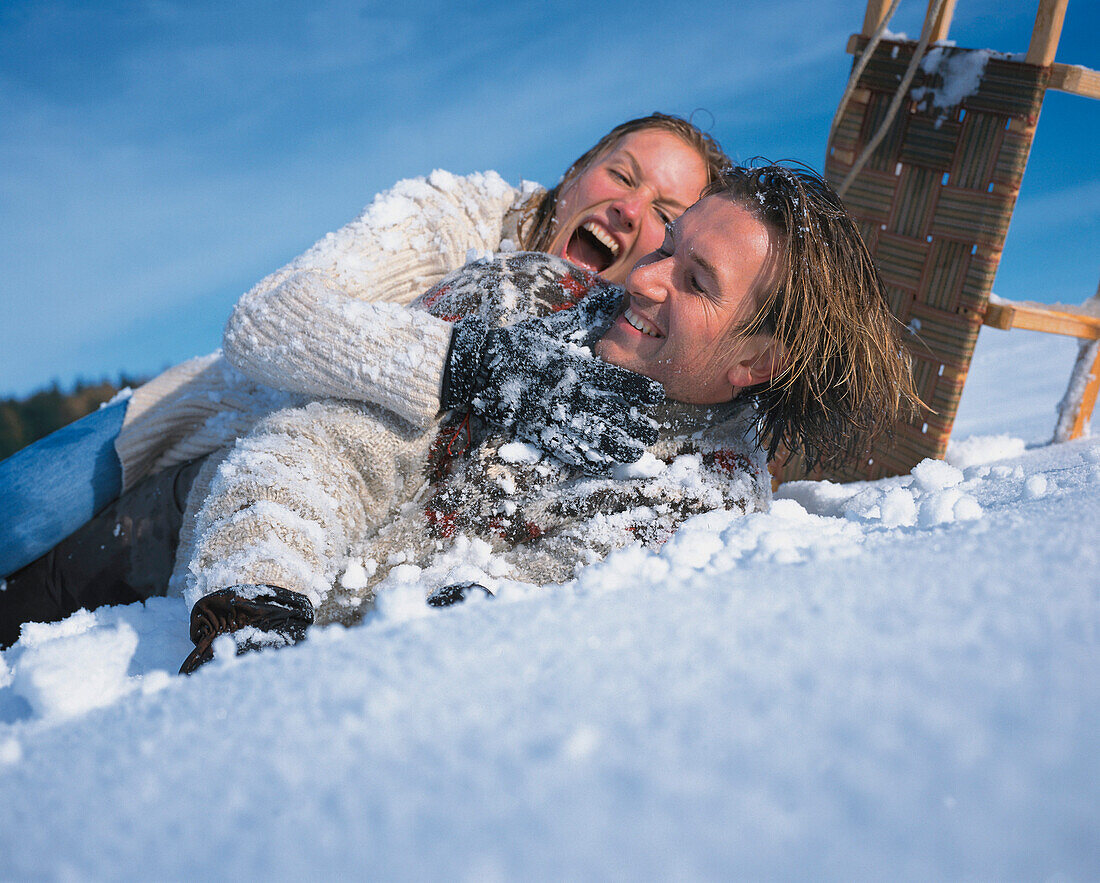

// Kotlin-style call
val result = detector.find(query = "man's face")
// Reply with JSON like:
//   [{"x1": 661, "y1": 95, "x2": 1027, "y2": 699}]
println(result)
[
  {"x1": 594, "y1": 195, "x2": 781, "y2": 405},
  {"x1": 548, "y1": 129, "x2": 709, "y2": 285}
]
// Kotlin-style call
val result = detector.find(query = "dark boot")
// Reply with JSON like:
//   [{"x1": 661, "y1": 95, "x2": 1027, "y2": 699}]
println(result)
[
  {"x1": 0, "y1": 457, "x2": 205, "y2": 649},
  {"x1": 179, "y1": 585, "x2": 314, "y2": 675}
]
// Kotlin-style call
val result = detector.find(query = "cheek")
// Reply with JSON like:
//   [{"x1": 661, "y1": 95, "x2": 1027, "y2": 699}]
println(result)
[
  {"x1": 556, "y1": 177, "x2": 590, "y2": 217},
  {"x1": 667, "y1": 318, "x2": 723, "y2": 373},
  {"x1": 690, "y1": 334, "x2": 739, "y2": 387},
  {"x1": 559, "y1": 172, "x2": 615, "y2": 222},
  {"x1": 551, "y1": 190, "x2": 573, "y2": 228}
]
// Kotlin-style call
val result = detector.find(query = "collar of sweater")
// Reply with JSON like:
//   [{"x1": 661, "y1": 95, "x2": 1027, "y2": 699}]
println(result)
[{"x1": 650, "y1": 396, "x2": 754, "y2": 436}]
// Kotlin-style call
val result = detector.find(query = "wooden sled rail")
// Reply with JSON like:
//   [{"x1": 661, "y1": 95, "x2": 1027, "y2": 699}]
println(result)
[
  {"x1": 983, "y1": 301, "x2": 1100, "y2": 340},
  {"x1": 1047, "y1": 64, "x2": 1100, "y2": 100}
]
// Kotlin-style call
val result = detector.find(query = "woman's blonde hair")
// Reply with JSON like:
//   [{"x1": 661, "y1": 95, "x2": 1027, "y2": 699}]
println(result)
[
  {"x1": 518, "y1": 113, "x2": 730, "y2": 252},
  {"x1": 709, "y1": 162, "x2": 922, "y2": 472}
]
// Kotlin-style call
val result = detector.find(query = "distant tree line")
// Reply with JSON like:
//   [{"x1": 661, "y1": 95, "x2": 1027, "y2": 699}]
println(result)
[{"x1": 0, "y1": 376, "x2": 148, "y2": 460}]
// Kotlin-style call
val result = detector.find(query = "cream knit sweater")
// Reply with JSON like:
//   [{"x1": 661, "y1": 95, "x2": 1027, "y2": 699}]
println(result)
[
  {"x1": 173, "y1": 254, "x2": 771, "y2": 620},
  {"x1": 115, "y1": 170, "x2": 534, "y2": 492}
]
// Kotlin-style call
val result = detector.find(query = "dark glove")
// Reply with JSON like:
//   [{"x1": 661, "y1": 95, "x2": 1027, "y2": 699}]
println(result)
[
  {"x1": 179, "y1": 585, "x2": 314, "y2": 674},
  {"x1": 426, "y1": 582, "x2": 494, "y2": 607},
  {"x1": 441, "y1": 313, "x2": 665, "y2": 471}
]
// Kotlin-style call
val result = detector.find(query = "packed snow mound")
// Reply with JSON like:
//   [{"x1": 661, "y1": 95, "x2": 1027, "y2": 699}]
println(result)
[
  {"x1": 778, "y1": 454, "x2": 986, "y2": 529},
  {"x1": 946, "y1": 432, "x2": 1027, "y2": 468},
  {"x1": 0, "y1": 329, "x2": 1097, "y2": 879},
  {"x1": 12, "y1": 615, "x2": 139, "y2": 721}
]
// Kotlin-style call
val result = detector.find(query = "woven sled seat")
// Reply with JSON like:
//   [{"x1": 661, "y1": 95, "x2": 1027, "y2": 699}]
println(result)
[{"x1": 774, "y1": 0, "x2": 1099, "y2": 484}]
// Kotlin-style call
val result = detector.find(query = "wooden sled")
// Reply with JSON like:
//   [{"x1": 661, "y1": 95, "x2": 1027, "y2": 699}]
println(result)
[{"x1": 775, "y1": 0, "x2": 1100, "y2": 484}]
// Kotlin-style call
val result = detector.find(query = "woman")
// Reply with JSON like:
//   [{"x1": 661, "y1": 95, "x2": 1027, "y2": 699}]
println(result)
[
  {"x1": 117, "y1": 114, "x2": 723, "y2": 488},
  {"x1": 0, "y1": 114, "x2": 728, "y2": 642}
]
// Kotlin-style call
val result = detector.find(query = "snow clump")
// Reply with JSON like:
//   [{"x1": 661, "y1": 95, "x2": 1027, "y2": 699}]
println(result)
[
  {"x1": 911, "y1": 47, "x2": 993, "y2": 111},
  {"x1": 910, "y1": 458, "x2": 964, "y2": 492},
  {"x1": 10, "y1": 613, "x2": 138, "y2": 720}
]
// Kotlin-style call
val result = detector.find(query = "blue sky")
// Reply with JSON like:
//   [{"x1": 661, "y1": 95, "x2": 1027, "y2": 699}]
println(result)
[{"x1": 1, "y1": 0, "x2": 1097, "y2": 396}]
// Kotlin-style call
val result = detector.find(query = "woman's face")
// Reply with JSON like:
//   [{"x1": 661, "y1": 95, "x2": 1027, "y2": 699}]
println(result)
[{"x1": 548, "y1": 129, "x2": 709, "y2": 285}]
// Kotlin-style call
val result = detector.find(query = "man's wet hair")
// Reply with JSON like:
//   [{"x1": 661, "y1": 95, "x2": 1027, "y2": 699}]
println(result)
[
  {"x1": 519, "y1": 113, "x2": 730, "y2": 253},
  {"x1": 709, "y1": 162, "x2": 922, "y2": 472}
]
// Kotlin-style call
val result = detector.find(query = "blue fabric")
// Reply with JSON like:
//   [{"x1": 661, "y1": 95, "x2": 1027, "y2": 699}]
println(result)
[{"x1": 0, "y1": 399, "x2": 127, "y2": 576}]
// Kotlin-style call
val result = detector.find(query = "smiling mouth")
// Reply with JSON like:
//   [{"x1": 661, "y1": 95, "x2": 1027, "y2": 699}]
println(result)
[
  {"x1": 623, "y1": 307, "x2": 663, "y2": 338},
  {"x1": 564, "y1": 221, "x2": 620, "y2": 274}
]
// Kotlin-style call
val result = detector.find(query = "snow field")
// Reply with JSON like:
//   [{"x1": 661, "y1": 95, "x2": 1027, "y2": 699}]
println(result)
[{"x1": 0, "y1": 328, "x2": 1096, "y2": 879}]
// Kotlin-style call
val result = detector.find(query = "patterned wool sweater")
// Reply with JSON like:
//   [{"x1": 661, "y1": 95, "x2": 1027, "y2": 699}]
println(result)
[
  {"x1": 115, "y1": 170, "x2": 537, "y2": 492},
  {"x1": 174, "y1": 254, "x2": 771, "y2": 622}
]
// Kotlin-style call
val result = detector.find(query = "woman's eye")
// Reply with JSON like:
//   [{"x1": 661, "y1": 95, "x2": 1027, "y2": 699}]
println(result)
[
  {"x1": 610, "y1": 168, "x2": 630, "y2": 185},
  {"x1": 655, "y1": 207, "x2": 672, "y2": 225},
  {"x1": 690, "y1": 274, "x2": 705, "y2": 294}
]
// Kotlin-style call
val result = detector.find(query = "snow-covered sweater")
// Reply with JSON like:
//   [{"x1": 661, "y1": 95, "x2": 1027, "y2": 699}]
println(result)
[
  {"x1": 115, "y1": 170, "x2": 538, "y2": 492},
  {"x1": 175, "y1": 254, "x2": 771, "y2": 621}
]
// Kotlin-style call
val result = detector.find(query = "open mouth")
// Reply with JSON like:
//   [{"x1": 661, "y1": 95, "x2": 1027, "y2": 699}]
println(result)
[{"x1": 564, "y1": 221, "x2": 620, "y2": 274}]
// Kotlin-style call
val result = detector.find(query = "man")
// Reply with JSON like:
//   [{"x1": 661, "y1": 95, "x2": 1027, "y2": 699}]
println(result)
[{"x1": 177, "y1": 164, "x2": 920, "y2": 672}]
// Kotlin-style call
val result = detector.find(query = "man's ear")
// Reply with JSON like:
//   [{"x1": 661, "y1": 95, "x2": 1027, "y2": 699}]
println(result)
[{"x1": 726, "y1": 335, "x2": 787, "y2": 392}]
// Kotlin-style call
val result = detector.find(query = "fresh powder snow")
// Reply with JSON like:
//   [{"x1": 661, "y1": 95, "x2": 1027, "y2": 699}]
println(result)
[{"x1": 0, "y1": 327, "x2": 1097, "y2": 879}]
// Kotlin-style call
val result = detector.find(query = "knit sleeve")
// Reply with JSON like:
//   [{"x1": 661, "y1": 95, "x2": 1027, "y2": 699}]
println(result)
[
  {"x1": 179, "y1": 398, "x2": 437, "y2": 611},
  {"x1": 224, "y1": 271, "x2": 454, "y2": 428},
  {"x1": 222, "y1": 171, "x2": 529, "y2": 412}
]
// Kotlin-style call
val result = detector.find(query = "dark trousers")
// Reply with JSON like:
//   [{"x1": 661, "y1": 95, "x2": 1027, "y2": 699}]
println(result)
[{"x1": 0, "y1": 458, "x2": 204, "y2": 648}]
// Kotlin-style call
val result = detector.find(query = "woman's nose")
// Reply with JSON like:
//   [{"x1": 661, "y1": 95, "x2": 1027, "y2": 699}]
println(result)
[{"x1": 610, "y1": 194, "x2": 645, "y2": 230}]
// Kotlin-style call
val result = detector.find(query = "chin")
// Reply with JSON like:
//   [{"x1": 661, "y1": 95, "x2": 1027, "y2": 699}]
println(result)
[{"x1": 593, "y1": 333, "x2": 639, "y2": 374}]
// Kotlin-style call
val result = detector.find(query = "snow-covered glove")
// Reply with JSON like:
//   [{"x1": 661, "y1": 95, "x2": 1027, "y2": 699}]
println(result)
[{"x1": 441, "y1": 312, "x2": 665, "y2": 471}]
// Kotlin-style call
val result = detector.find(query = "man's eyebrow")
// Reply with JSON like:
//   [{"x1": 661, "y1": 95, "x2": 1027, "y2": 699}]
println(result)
[{"x1": 621, "y1": 150, "x2": 691, "y2": 214}]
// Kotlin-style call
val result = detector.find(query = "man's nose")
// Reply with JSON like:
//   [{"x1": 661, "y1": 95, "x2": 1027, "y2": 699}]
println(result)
[{"x1": 628, "y1": 256, "x2": 670, "y2": 303}]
